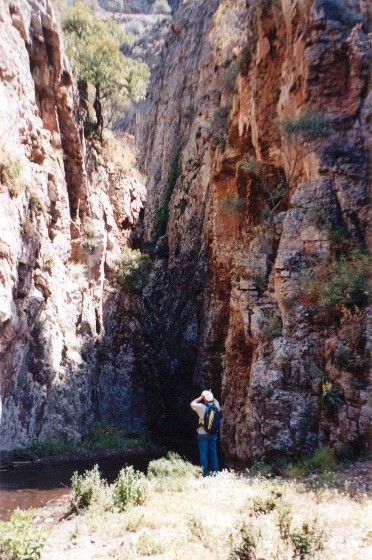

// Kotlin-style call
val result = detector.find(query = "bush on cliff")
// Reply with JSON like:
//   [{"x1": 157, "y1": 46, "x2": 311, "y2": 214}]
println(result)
[
  {"x1": 116, "y1": 247, "x2": 152, "y2": 293},
  {"x1": 278, "y1": 109, "x2": 331, "y2": 141},
  {"x1": 153, "y1": 147, "x2": 181, "y2": 241},
  {"x1": 152, "y1": 0, "x2": 172, "y2": 14},
  {"x1": 0, "y1": 145, "x2": 24, "y2": 197},
  {"x1": 304, "y1": 249, "x2": 370, "y2": 318}
]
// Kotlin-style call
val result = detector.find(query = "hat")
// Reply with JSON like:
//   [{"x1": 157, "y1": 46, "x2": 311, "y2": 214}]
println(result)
[{"x1": 202, "y1": 390, "x2": 214, "y2": 402}]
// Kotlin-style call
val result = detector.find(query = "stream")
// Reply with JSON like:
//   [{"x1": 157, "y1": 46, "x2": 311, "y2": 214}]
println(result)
[
  {"x1": 0, "y1": 439, "x2": 199, "y2": 520},
  {"x1": 0, "y1": 452, "x2": 161, "y2": 521}
]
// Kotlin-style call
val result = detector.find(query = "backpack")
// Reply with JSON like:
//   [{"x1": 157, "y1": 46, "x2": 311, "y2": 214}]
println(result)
[{"x1": 203, "y1": 403, "x2": 220, "y2": 434}]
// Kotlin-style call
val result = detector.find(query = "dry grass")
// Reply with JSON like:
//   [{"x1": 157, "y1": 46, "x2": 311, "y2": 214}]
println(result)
[{"x1": 38, "y1": 466, "x2": 371, "y2": 560}]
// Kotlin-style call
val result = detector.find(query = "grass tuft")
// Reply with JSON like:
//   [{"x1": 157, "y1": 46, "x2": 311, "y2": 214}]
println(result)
[{"x1": 286, "y1": 446, "x2": 338, "y2": 478}]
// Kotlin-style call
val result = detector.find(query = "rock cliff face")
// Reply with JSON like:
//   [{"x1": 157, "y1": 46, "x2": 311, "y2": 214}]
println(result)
[
  {"x1": 0, "y1": 0, "x2": 146, "y2": 449},
  {"x1": 0, "y1": 0, "x2": 370, "y2": 465},
  {"x1": 139, "y1": 0, "x2": 371, "y2": 463}
]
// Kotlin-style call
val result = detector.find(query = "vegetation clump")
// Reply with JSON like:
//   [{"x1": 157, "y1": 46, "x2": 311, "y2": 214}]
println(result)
[
  {"x1": 261, "y1": 315, "x2": 282, "y2": 342},
  {"x1": 229, "y1": 525, "x2": 257, "y2": 560},
  {"x1": 8, "y1": 464, "x2": 370, "y2": 558},
  {"x1": 153, "y1": 148, "x2": 180, "y2": 240},
  {"x1": 240, "y1": 154, "x2": 263, "y2": 176},
  {"x1": 303, "y1": 249, "x2": 370, "y2": 318},
  {"x1": 71, "y1": 464, "x2": 107, "y2": 512},
  {"x1": 278, "y1": 109, "x2": 331, "y2": 141},
  {"x1": 252, "y1": 495, "x2": 277, "y2": 514},
  {"x1": 147, "y1": 452, "x2": 201, "y2": 492},
  {"x1": 309, "y1": 365, "x2": 344, "y2": 413},
  {"x1": 286, "y1": 446, "x2": 338, "y2": 478},
  {"x1": 321, "y1": 380, "x2": 344, "y2": 412},
  {"x1": 83, "y1": 221, "x2": 100, "y2": 252},
  {"x1": 112, "y1": 466, "x2": 148, "y2": 511},
  {"x1": 116, "y1": 247, "x2": 152, "y2": 293},
  {"x1": 0, "y1": 510, "x2": 47, "y2": 560},
  {"x1": 221, "y1": 197, "x2": 245, "y2": 213},
  {"x1": 289, "y1": 520, "x2": 325, "y2": 559},
  {"x1": 151, "y1": 0, "x2": 172, "y2": 14},
  {"x1": 0, "y1": 146, "x2": 24, "y2": 197},
  {"x1": 147, "y1": 452, "x2": 201, "y2": 480},
  {"x1": 13, "y1": 422, "x2": 149, "y2": 460},
  {"x1": 62, "y1": 3, "x2": 149, "y2": 139}
]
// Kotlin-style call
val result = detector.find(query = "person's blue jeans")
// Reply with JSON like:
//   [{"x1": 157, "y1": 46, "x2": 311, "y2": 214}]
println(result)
[{"x1": 197, "y1": 433, "x2": 218, "y2": 477}]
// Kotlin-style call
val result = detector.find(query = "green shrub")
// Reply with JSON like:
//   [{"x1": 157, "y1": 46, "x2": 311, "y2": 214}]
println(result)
[
  {"x1": 290, "y1": 519, "x2": 325, "y2": 558},
  {"x1": 124, "y1": 19, "x2": 144, "y2": 36},
  {"x1": 252, "y1": 495, "x2": 276, "y2": 514},
  {"x1": 261, "y1": 315, "x2": 282, "y2": 342},
  {"x1": 334, "y1": 346, "x2": 368, "y2": 373},
  {"x1": 13, "y1": 438, "x2": 76, "y2": 460},
  {"x1": 318, "y1": 251, "x2": 370, "y2": 314},
  {"x1": 70, "y1": 464, "x2": 107, "y2": 511},
  {"x1": 153, "y1": 147, "x2": 180, "y2": 240},
  {"x1": 28, "y1": 192, "x2": 47, "y2": 216},
  {"x1": 249, "y1": 462, "x2": 273, "y2": 476},
  {"x1": 238, "y1": 44, "x2": 252, "y2": 75},
  {"x1": 210, "y1": 135, "x2": 226, "y2": 150},
  {"x1": 152, "y1": 0, "x2": 172, "y2": 14},
  {"x1": 147, "y1": 452, "x2": 200, "y2": 479},
  {"x1": 229, "y1": 525, "x2": 257, "y2": 560},
  {"x1": 0, "y1": 510, "x2": 47, "y2": 560},
  {"x1": 221, "y1": 197, "x2": 245, "y2": 213},
  {"x1": 240, "y1": 154, "x2": 263, "y2": 176},
  {"x1": 321, "y1": 381, "x2": 344, "y2": 411},
  {"x1": 20, "y1": 220, "x2": 35, "y2": 240},
  {"x1": 0, "y1": 147, "x2": 23, "y2": 197},
  {"x1": 252, "y1": 272, "x2": 267, "y2": 295},
  {"x1": 83, "y1": 221, "x2": 100, "y2": 253},
  {"x1": 262, "y1": 385, "x2": 274, "y2": 398},
  {"x1": 136, "y1": 530, "x2": 167, "y2": 555},
  {"x1": 112, "y1": 466, "x2": 148, "y2": 511},
  {"x1": 13, "y1": 423, "x2": 149, "y2": 460},
  {"x1": 154, "y1": 204, "x2": 169, "y2": 239},
  {"x1": 277, "y1": 500, "x2": 292, "y2": 541},
  {"x1": 329, "y1": 228, "x2": 355, "y2": 257},
  {"x1": 116, "y1": 247, "x2": 151, "y2": 293},
  {"x1": 214, "y1": 106, "x2": 229, "y2": 128},
  {"x1": 286, "y1": 446, "x2": 337, "y2": 477},
  {"x1": 277, "y1": 109, "x2": 331, "y2": 140},
  {"x1": 84, "y1": 422, "x2": 128, "y2": 450},
  {"x1": 222, "y1": 64, "x2": 239, "y2": 93},
  {"x1": 309, "y1": 363, "x2": 326, "y2": 380}
]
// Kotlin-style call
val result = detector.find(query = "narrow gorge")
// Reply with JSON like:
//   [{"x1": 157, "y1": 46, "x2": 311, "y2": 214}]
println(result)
[{"x1": 0, "y1": 0, "x2": 370, "y2": 471}]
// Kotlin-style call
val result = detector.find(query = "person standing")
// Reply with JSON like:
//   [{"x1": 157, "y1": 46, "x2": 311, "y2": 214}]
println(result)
[{"x1": 190, "y1": 390, "x2": 220, "y2": 477}]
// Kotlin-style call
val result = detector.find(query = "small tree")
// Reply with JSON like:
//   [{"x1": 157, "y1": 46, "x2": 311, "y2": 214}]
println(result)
[{"x1": 63, "y1": 3, "x2": 150, "y2": 139}]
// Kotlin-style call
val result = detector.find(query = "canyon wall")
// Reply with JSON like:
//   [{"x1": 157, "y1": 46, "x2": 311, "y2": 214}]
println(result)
[
  {"x1": 139, "y1": 0, "x2": 371, "y2": 463},
  {"x1": 0, "y1": 0, "x2": 370, "y2": 464},
  {"x1": 0, "y1": 0, "x2": 146, "y2": 449}
]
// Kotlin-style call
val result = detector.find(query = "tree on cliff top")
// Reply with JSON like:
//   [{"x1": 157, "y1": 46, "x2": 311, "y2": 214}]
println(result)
[{"x1": 62, "y1": 3, "x2": 150, "y2": 140}]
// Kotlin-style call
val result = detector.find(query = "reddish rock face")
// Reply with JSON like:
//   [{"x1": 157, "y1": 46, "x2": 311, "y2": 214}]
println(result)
[
  {"x1": 139, "y1": 0, "x2": 370, "y2": 463},
  {"x1": 0, "y1": 0, "x2": 370, "y2": 463}
]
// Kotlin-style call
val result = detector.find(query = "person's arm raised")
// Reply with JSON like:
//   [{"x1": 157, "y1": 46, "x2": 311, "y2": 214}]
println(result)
[{"x1": 190, "y1": 395, "x2": 204, "y2": 408}]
